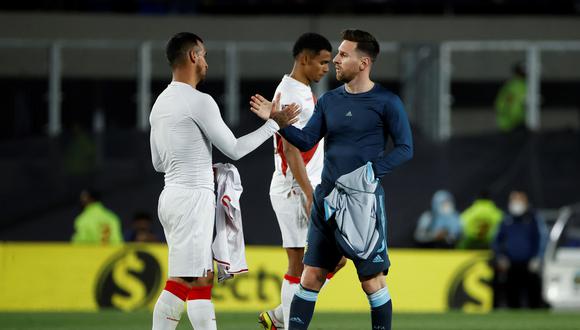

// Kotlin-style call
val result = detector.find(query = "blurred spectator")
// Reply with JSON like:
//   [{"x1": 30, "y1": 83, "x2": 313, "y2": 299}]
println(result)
[
  {"x1": 494, "y1": 62, "x2": 527, "y2": 133},
  {"x1": 63, "y1": 123, "x2": 96, "y2": 176},
  {"x1": 124, "y1": 211, "x2": 160, "y2": 242},
  {"x1": 457, "y1": 191, "x2": 503, "y2": 249},
  {"x1": 71, "y1": 189, "x2": 123, "y2": 244},
  {"x1": 492, "y1": 190, "x2": 548, "y2": 308},
  {"x1": 414, "y1": 190, "x2": 462, "y2": 248}
]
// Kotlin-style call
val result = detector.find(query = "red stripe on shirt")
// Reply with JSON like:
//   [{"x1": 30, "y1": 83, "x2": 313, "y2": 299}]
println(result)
[{"x1": 276, "y1": 92, "x2": 319, "y2": 176}]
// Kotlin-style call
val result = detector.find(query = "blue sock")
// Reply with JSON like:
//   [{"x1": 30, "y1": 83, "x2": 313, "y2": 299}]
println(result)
[
  {"x1": 288, "y1": 285, "x2": 319, "y2": 330},
  {"x1": 367, "y1": 286, "x2": 392, "y2": 330}
]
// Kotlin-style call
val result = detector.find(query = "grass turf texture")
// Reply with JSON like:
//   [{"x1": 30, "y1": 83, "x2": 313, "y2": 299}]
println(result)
[{"x1": 1, "y1": 311, "x2": 579, "y2": 330}]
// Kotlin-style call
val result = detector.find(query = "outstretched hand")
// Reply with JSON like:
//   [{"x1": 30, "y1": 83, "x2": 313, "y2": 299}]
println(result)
[
  {"x1": 250, "y1": 94, "x2": 273, "y2": 121},
  {"x1": 250, "y1": 93, "x2": 301, "y2": 129}
]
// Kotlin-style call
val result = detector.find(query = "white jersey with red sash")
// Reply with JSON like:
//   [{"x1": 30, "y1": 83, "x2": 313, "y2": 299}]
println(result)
[{"x1": 270, "y1": 75, "x2": 324, "y2": 196}]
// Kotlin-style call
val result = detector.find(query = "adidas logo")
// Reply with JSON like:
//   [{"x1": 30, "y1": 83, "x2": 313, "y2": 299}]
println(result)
[
  {"x1": 289, "y1": 317, "x2": 305, "y2": 324},
  {"x1": 372, "y1": 254, "x2": 384, "y2": 263},
  {"x1": 345, "y1": 111, "x2": 352, "y2": 117}
]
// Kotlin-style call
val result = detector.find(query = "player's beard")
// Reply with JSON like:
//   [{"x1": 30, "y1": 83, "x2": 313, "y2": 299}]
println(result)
[
  {"x1": 197, "y1": 64, "x2": 207, "y2": 83},
  {"x1": 336, "y1": 69, "x2": 354, "y2": 83}
]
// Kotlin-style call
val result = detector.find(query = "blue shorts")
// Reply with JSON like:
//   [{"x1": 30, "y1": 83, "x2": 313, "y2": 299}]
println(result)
[{"x1": 303, "y1": 184, "x2": 390, "y2": 278}]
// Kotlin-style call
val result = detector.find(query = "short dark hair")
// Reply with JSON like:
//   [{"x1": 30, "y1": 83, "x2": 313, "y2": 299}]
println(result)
[
  {"x1": 166, "y1": 32, "x2": 203, "y2": 68},
  {"x1": 340, "y1": 29, "x2": 379, "y2": 62},
  {"x1": 133, "y1": 212, "x2": 152, "y2": 222},
  {"x1": 512, "y1": 61, "x2": 526, "y2": 77},
  {"x1": 81, "y1": 188, "x2": 101, "y2": 201},
  {"x1": 478, "y1": 189, "x2": 491, "y2": 200},
  {"x1": 292, "y1": 33, "x2": 332, "y2": 58}
]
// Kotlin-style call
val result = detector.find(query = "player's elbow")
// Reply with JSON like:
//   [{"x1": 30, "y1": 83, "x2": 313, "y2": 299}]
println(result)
[
  {"x1": 226, "y1": 152, "x2": 243, "y2": 161},
  {"x1": 225, "y1": 149, "x2": 244, "y2": 161},
  {"x1": 230, "y1": 154, "x2": 243, "y2": 161},
  {"x1": 282, "y1": 142, "x2": 300, "y2": 157},
  {"x1": 401, "y1": 143, "x2": 414, "y2": 162},
  {"x1": 218, "y1": 143, "x2": 245, "y2": 161}
]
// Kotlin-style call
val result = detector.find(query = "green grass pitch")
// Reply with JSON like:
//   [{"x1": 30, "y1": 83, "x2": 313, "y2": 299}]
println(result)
[{"x1": 1, "y1": 311, "x2": 579, "y2": 330}]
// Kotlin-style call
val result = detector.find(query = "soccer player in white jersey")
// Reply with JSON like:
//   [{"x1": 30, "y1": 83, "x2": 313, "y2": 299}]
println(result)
[
  {"x1": 149, "y1": 32, "x2": 300, "y2": 330},
  {"x1": 252, "y1": 33, "x2": 344, "y2": 330}
]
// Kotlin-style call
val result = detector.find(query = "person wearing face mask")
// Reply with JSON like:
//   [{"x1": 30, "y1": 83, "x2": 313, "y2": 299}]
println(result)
[
  {"x1": 414, "y1": 190, "x2": 462, "y2": 248},
  {"x1": 492, "y1": 190, "x2": 548, "y2": 308}
]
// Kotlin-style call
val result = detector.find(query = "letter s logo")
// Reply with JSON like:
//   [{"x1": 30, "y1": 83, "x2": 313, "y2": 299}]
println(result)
[
  {"x1": 461, "y1": 260, "x2": 493, "y2": 312},
  {"x1": 111, "y1": 251, "x2": 147, "y2": 311},
  {"x1": 96, "y1": 247, "x2": 161, "y2": 311},
  {"x1": 447, "y1": 256, "x2": 493, "y2": 313}
]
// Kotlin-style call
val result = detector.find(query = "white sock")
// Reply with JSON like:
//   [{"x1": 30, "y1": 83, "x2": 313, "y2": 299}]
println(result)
[
  {"x1": 187, "y1": 299, "x2": 217, "y2": 330},
  {"x1": 281, "y1": 278, "x2": 300, "y2": 327},
  {"x1": 273, "y1": 303, "x2": 284, "y2": 325},
  {"x1": 152, "y1": 290, "x2": 185, "y2": 330}
]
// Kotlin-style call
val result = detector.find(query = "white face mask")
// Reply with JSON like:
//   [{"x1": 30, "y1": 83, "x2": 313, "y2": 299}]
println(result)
[{"x1": 509, "y1": 201, "x2": 527, "y2": 216}]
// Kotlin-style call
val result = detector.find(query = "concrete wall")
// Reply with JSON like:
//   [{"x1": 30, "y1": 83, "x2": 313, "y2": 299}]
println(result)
[{"x1": 1, "y1": 13, "x2": 580, "y2": 80}]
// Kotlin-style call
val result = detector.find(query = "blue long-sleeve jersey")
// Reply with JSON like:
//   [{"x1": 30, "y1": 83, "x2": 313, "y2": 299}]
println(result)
[{"x1": 279, "y1": 84, "x2": 413, "y2": 191}]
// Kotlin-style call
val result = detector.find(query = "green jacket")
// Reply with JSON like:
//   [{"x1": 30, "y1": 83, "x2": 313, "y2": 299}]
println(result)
[
  {"x1": 71, "y1": 202, "x2": 123, "y2": 244},
  {"x1": 495, "y1": 77, "x2": 526, "y2": 132},
  {"x1": 459, "y1": 199, "x2": 503, "y2": 248}
]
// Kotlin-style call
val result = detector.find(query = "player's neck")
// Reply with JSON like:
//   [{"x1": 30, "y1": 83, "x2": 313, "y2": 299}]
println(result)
[
  {"x1": 289, "y1": 65, "x2": 310, "y2": 87},
  {"x1": 172, "y1": 70, "x2": 200, "y2": 89},
  {"x1": 345, "y1": 75, "x2": 374, "y2": 94}
]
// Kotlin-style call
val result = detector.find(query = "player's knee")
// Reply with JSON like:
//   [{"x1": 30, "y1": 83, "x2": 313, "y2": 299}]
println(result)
[
  {"x1": 193, "y1": 272, "x2": 214, "y2": 287},
  {"x1": 334, "y1": 256, "x2": 347, "y2": 273},
  {"x1": 301, "y1": 266, "x2": 327, "y2": 291},
  {"x1": 360, "y1": 273, "x2": 386, "y2": 294}
]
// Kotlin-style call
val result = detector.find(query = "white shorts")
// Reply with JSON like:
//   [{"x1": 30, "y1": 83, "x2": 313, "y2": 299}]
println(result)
[
  {"x1": 158, "y1": 186, "x2": 215, "y2": 278},
  {"x1": 270, "y1": 193, "x2": 309, "y2": 248}
]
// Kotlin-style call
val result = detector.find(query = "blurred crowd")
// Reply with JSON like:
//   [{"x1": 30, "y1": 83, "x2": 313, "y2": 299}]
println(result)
[
  {"x1": 413, "y1": 188, "x2": 548, "y2": 309},
  {"x1": 71, "y1": 188, "x2": 161, "y2": 244},
  {"x1": 71, "y1": 184, "x2": 550, "y2": 310},
  {"x1": 411, "y1": 61, "x2": 552, "y2": 309}
]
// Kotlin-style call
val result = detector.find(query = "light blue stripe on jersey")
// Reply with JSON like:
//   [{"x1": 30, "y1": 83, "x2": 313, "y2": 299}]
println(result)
[
  {"x1": 378, "y1": 195, "x2": 388, "y2": 252},
  {"x1": 295, "y1": 285, "x2": 319, "y2": 302},
  {"x1": 367, "y1": 286, "x2": 391, "y2": 308},
  {"x1": 366, "y1": 161, "x2": 380, "y2": 184},
  {"x1": 324, "y1": 200, "x2": 334, "y2": 221}
]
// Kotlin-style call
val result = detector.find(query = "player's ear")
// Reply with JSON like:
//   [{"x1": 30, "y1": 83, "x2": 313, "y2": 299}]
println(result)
[
  {"x1": 299, "y1": 52, "x2": 309, "y2": 66},
  {"x1": 188, "y1": 48, "x2": 196, "y2": 64},
  {"x1": 359, "y1": 57, "x2": 370, "y2": 71}
]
